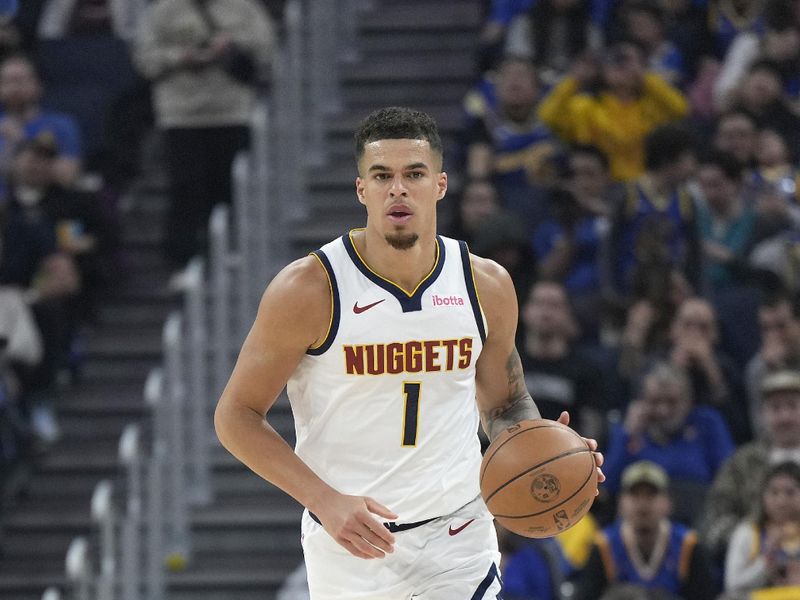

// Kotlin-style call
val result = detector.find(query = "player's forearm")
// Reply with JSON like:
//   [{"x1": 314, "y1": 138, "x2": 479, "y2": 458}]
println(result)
[
  {"x1": 214, "y1": 402, "x2": 336, "y2": 512},
  {"x1": 480, "y1": 348, "x2": 541, "y2": 440}
]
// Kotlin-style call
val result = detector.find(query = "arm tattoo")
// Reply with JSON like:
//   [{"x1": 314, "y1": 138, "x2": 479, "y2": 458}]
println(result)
[{"x1": 482, "y1": 347, "x2": 541, "y2": 441}]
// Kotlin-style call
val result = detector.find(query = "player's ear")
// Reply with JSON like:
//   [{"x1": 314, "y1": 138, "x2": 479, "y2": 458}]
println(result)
[
  {"x1": 356, "y1": 177, "x2": 366, "y2": 206},
  {"x1": 436, "y1": 171, "x2": 448, "y2": 202}
]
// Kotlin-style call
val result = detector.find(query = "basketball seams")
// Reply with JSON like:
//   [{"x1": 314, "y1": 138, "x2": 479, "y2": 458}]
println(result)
[
  {"x1": 483, "y1": 446, "x2": 592, "y2": 504},
  {"x1": 490, "y1": 456, "x2": 597, "y2": 519},
  {"x1": 479, "y1": 419, "x2": 597, "y2": 538},
  {"x1": 479, "y1": 422, "x2": 582, "y2": 482}
]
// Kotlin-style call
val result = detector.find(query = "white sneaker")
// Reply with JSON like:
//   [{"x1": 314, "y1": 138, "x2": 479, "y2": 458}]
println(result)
[{"x1": 31, "y1": 406, "x2": 61, "y2": 444}]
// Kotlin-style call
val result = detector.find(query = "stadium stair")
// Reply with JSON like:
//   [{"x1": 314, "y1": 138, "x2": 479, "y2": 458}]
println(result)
[{"x1": 0, "y1": 1, "x2": 481, "y2": 598}]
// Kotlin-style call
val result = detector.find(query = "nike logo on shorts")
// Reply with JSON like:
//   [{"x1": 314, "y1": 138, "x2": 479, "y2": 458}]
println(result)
[
  {"x1": 448, "y1": 519, "x2": 475, "y2": 536},
  {"x1": 353, "y1": 299, "x2": 385, "y2": 314}
]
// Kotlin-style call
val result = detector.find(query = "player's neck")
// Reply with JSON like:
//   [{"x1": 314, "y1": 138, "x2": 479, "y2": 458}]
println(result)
[{"x1": 354, "y1": 229, "x2": 439, "y2": 293}]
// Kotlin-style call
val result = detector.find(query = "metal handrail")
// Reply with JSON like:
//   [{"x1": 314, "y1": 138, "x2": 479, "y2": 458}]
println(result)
[
  {"x1": 183, "y1": 257, "x2": 213, "y2": 505},
  {"x1": 210, "y1": 204, "x2": 235, "y2": 401},
  {"x1": 143, "y1": 368, "x2": 166, "y2": 599},
  {"x1": 163, "y1": 312, "x2": 190, "y2": 566},
  {"x1": 41, "y1": 587, "x2": 62, "y2": 600},
  {"x1": 119, "y1": 424, "x2": 142, "y2": 600},
  {"x1": 65, "y1": 537, "x2": 92, "y2": 600},
  {"x1": 90, "y1": 480, "x2": 115, "y2": 600}
]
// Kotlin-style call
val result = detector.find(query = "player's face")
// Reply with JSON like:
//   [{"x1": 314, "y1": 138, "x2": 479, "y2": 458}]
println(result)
[{"x1": 356, "y1": 139, "x2": 447, "y2": 250}]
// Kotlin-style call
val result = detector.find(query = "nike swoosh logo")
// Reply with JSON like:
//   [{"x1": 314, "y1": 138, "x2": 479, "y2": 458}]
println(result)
[
  {"x1": 448, "y1": 519, "x2": 475, "y2": 536},
  {"x1": 353, "y1": 299, "x2": 385, "y2": 314}
]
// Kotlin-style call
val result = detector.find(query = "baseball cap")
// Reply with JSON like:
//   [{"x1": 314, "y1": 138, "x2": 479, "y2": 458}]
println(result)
[
  {"x1": 621, "y1": 460, "x2": 669, "y2": 493},
  {"x1": 761, "y1": 370, "x2": 800, "y2": 397}
]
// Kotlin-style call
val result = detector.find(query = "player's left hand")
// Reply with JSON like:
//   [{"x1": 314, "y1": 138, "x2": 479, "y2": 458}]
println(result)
[{"x1": 557, "y1": 411, "x2": 605, "y2": 493}]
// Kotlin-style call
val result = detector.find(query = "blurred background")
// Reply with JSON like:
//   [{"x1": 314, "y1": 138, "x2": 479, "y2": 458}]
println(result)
[{"x1": 2, "y1": 0, "x2": 800, "y2": 599}]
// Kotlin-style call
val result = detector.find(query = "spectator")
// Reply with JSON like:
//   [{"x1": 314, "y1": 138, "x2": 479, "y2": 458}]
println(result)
[
  {"x1": 462, "y1": 55, "x2": 560, "y2": 232},
  {"x1": 519, "y1": 281, "x2": 607, "y2": 441},
  {"x1": 0, "y1": 286, "x2": 42, "y2": 468},
  {"x1": 504, "y1": 0, "x2": 593, "y2": 84},
  {"x1": 474, "y1": 0, "x2": 535, "y2": 73},
  {"x1": 472, "y1": 210, "x2": 537, "y2": 313},
  {"x1": 730, "y1": 60, "x2": 800, "y2": 159},
  {"x1": 701, "y1": 370, "x2": 800, "y2": 562},
  {"x1": 9, "y1": 135, "x2": 118, "y2": 320},
  {"x1": 573, "y1": 460, "x2": 719, "y2": 600},
  {"x1": 0, "y1": 53, "x2": 82, "y2": 187},
  {"x1": 497, "y1": 522, "x2": 567, "y2": 600},
  {"x1": 713, "y1": 3, "x2": 800, "y2": 113},
  {"x1": 670, "y1": 297, "x2": 751, "y2": 443},
  {"x1": 708, "y1": 0, "x2": 767, "y2": 58},
  {"x1": 603, "y1": 123, "x2": 702, "y2": 301},
  {"x1": 752, "y1": 129, "x2": 800, "y2": 205},
  {"x1": 619, "y1": 0, "x2": 686, "y2": 86},
  {"x1": 746, "y1": 291, "x2": 800, "y2": 434},
  {"x1": 538, "y1": 39, "x2": 688, "y2": 182},
  {"x1": 603, "y1": 361, "x2": 735, "y2": 525},
  {"x1": 724, "y1": 461, "x2": 800, "y2": 595},
  {"x1": 713, "y1": 108, "x2": 759, "y2": 170},
  {"x1": 449, "y1": 178, "x2": 501, "y2": 248},
  {"x1": 133, "y1": 0, "x2": 275, "y2": 283},
  {"x1": 36, "y1": 0, "x2": 147, "y2": 41},
  {"x1": 660, "y1": 0, "x2": 715, "y2": 80},
  {"x1": 533, "y1": 145, "x2": 613, "y2": 338},
  {"x1": 696, "y1": 150, "x2": 759, "y2": 293}
]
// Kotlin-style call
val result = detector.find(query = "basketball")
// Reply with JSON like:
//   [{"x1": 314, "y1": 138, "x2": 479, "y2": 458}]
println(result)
[{"x1": 480, "y1": 419, "x2": 597, "y2": 538}]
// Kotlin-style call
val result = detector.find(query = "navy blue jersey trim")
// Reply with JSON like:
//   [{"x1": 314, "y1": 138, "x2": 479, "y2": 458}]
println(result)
[
  {"x1": 459, "y1": 241, "x2": 487, "y2": 343},
  {"x1": 307, "y1": 250, "x2": 340, "y2": 355},
  {"x1": 470, "y1": 563, "x2": 500, "y2": 599},
  {"x1": 343, "y1": 233, "x2": 446, "y2": 313}
]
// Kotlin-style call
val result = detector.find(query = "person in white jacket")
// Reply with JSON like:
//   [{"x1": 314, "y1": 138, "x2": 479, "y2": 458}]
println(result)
[{"x1": 725, "y1": 461, "x2": 800, "y2": 593}]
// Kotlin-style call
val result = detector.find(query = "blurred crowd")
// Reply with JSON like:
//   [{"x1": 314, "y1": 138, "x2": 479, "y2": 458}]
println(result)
[
  {"x1": 4, "y1": 0, "x2": 800, "y2": 598},
  {"x1": 0, "y1": 0, "x2": 275, "y2": 502},
  {"x1": 450, "y1": 0, "x2": 800, "y2": 598}
]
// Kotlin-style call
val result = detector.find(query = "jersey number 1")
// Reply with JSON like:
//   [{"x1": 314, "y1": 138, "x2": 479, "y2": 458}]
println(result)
[{"x1": 402, "y1": 382, "x2": 421, "y2": 446}]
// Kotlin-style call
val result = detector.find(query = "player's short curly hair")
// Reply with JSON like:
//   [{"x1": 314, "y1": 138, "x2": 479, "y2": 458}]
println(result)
[{"x1": 354, "y1": 106, "x2": 443, "y2": 161}]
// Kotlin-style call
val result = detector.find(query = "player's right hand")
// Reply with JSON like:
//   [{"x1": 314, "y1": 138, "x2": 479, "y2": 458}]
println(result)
[{"x1": 315, "y1": 494, "x2": 398, "y2": 559}]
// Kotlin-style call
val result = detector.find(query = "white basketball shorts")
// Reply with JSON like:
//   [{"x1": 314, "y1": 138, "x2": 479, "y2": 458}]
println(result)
[{"x1": 301, "y1": 495, "x2": 502, "y2": 600}]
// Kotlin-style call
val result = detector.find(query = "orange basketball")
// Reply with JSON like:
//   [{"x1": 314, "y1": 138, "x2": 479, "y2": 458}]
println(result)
[{"x1": 480, "y1": 419, "x2": 597, "y2": 538}]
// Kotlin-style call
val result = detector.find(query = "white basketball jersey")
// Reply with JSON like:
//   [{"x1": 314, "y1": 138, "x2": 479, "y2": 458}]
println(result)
[{"x1": 287, "y1": 230, "x2": 487, "y2": 522}]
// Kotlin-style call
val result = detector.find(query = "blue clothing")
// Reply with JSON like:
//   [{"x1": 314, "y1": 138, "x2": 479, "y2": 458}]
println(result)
[
  {"x1": 533, "y1": 216, "x2": 607, "y2": 294},
  {"x1": 0, "y1": 203, "x2": 57, "y2": 287},
  {"x1": 597, "y1": 521, "x2": 697, "y2": 594},
  {"x1": 464, "y1": 76, "x2": 558, "y2": 192},
  {"x1": 502, "y1": 543, "x2": 559, "y2": 600},
  {"x1": 604, "y1": 406, "x2": 735, "y2": 495},
  {"x1": 610, "y1": 180, "x2": 700, "y2": 294},
  {"x1": 0, "y1": 109, "x2": 82, "y2": 158},
  {"x1": 488, "y1": 0, "x2": 534, "y2": 25},
  {"x1": 709, "y1": 4, "x2": 765, "y2": 57}
]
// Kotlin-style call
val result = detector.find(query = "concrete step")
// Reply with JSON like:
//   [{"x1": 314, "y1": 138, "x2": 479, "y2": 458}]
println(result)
[
  {"x1": 341, "y1": 79, "x2": 470, "y2": 109},
  {"x1": 86, "y1": 329, "x2": 162, "y2": 359},
  {"x1": 0, "y1": 574, "x2": 65, "y2": 600},
  {"x1": 95, "y1": 300, "x2": 174, "y2": 329},
  {"x1": 360, "y1": 29, "x2": 478, "y2": 55},
  {"x1": 339, "y1": 51, "x2": 475, "y2": 83},
  {"x1": 361, "y1": 2, "x2": 480, "y2": 31},
  {"x1": 79, "y1": 356, "x2": 157, "y2": 384}
]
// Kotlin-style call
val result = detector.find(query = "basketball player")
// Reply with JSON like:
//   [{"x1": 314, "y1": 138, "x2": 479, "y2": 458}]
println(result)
[{"x1": 214, "y1": 107, "x2": 604, "y2": 599}]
